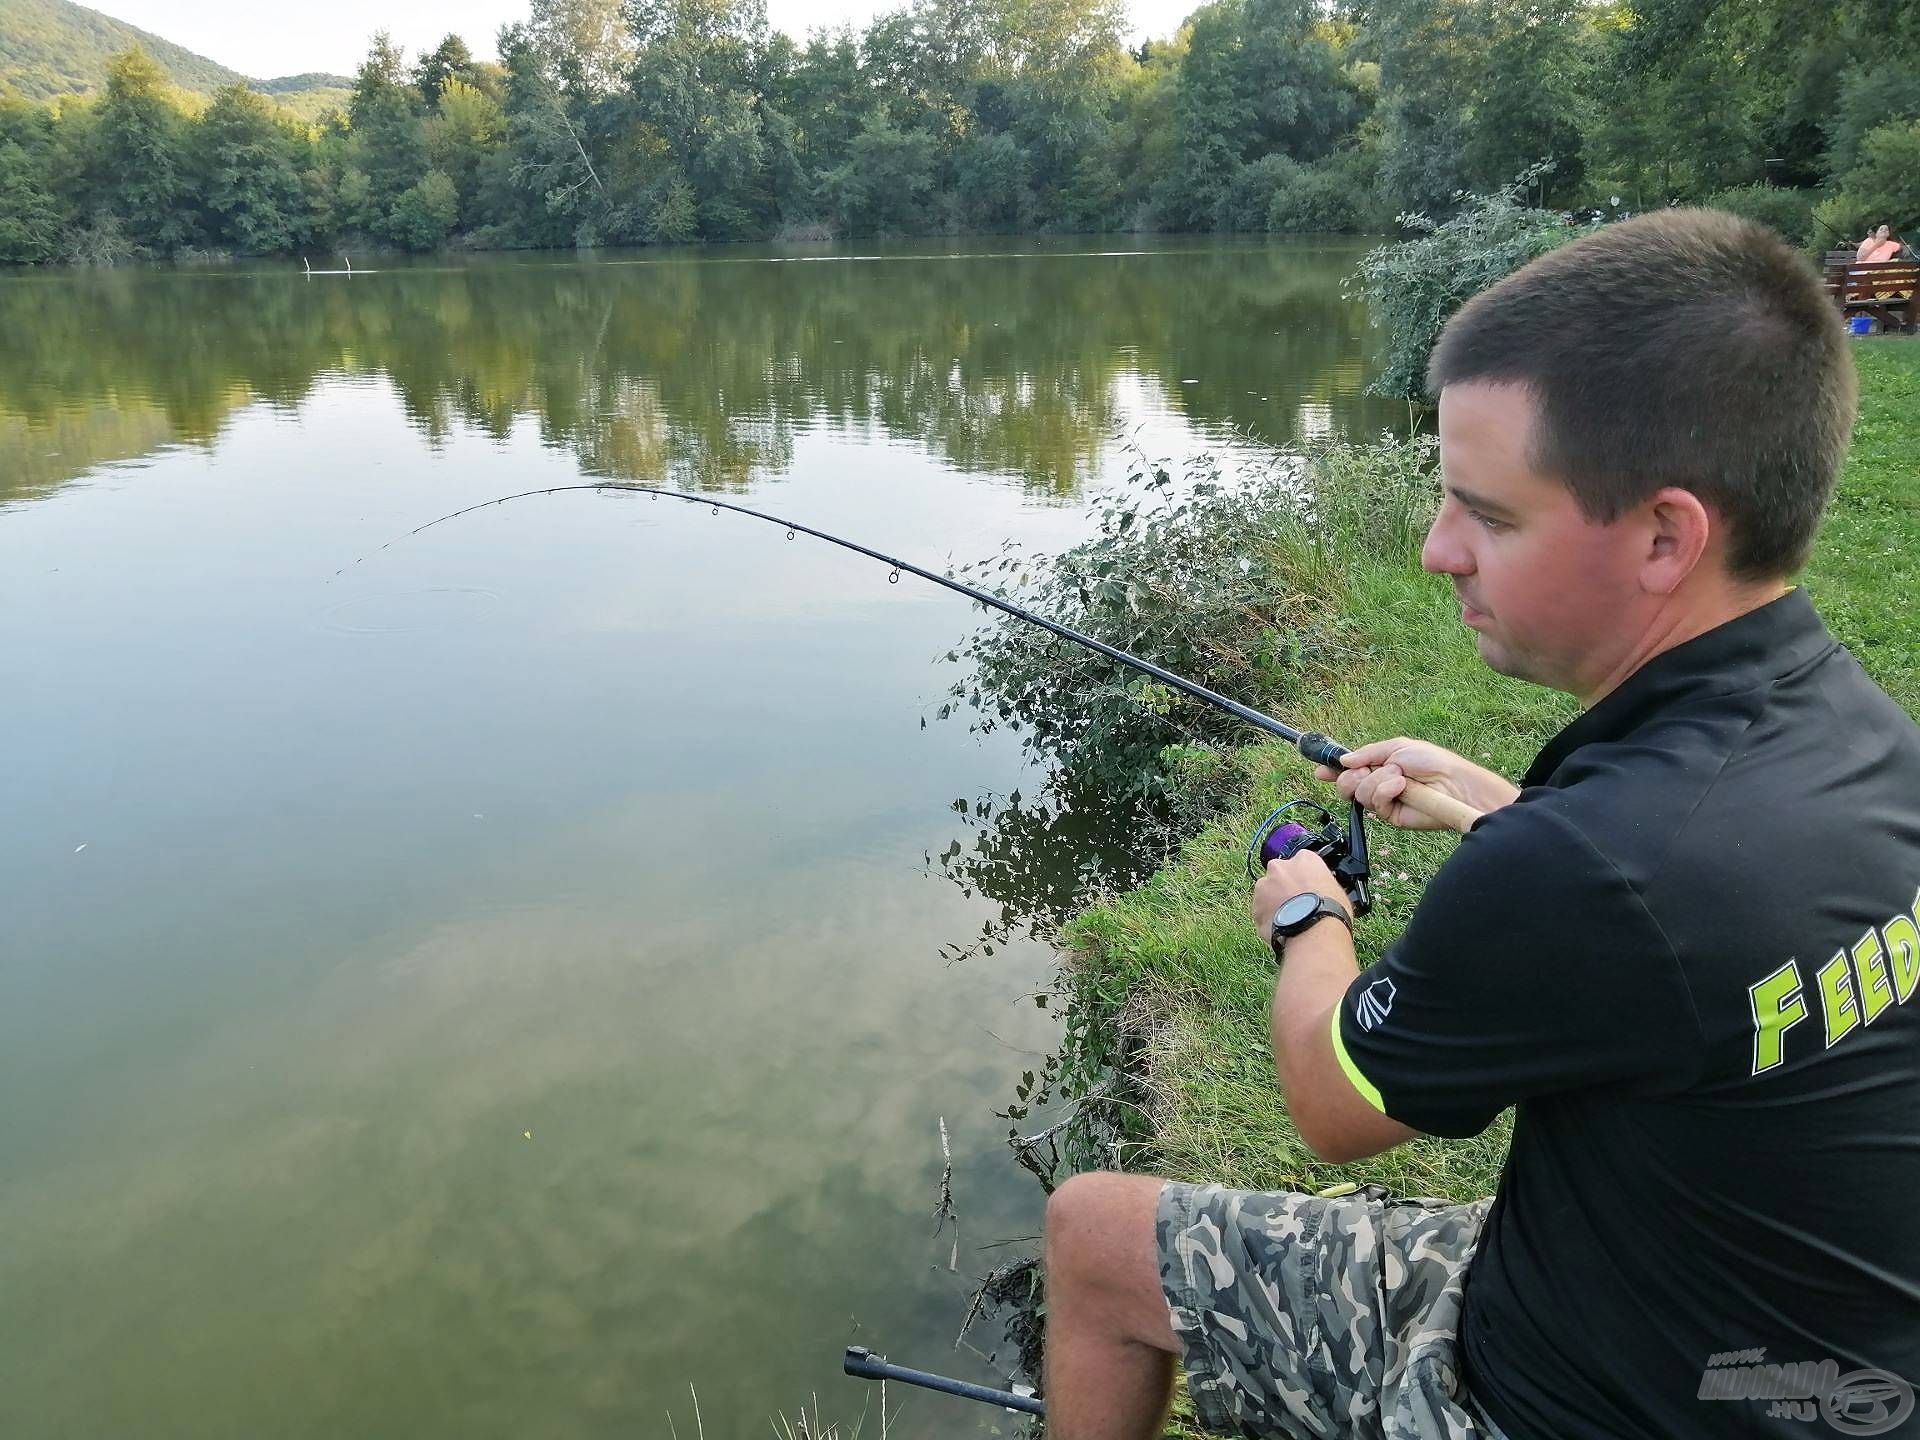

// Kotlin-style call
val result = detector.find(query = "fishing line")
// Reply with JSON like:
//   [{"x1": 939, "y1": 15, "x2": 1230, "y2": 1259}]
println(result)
[
  {"x1": 342, "y1": 482, "x2": 1483, "y2": 907},
  {"x1": 340, "y1": 481, "x2": 1325, "y2": 751}
]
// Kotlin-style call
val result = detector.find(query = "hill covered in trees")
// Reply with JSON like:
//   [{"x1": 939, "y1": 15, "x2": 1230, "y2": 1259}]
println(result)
[
  {"x1": 0, "y1": 0, "x2": 1916, "y2": 265},
  {"x1": 0, "y1": 0, "x2": 348, "y2": 110}
]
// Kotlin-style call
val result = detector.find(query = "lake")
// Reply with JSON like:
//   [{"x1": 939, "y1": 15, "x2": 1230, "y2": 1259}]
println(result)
[{"x1": 0, "y1": 236, "x2": 1394, "y2": 1437}]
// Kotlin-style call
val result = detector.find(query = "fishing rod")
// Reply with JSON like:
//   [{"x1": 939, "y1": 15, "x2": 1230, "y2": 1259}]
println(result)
[{"x1": 346, "y1": 482, "x2": 1483, "y2": 909}]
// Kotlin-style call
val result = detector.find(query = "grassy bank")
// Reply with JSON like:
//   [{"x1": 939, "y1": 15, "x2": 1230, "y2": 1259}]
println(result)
[{"x1": 1058, "y1": 340, "x2": 1920, "y2": 1221}]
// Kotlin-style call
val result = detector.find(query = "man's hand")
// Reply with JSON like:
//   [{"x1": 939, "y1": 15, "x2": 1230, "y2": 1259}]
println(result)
[
  {"x1": 1251, "y1": 848, "x2": 1352, "y2": 942},
  {"x1": 1314, "y1": 737, "x2": 1520, "y2": 830}
]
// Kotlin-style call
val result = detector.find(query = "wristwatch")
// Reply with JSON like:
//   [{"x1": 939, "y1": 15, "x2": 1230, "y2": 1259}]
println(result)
[{"x1": 1269, "y1": 891, "x2": 1353, "y2": 959}]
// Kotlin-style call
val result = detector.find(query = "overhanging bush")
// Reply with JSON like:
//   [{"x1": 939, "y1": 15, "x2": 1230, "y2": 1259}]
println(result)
[{"x1": 1347, "y1": 168, "x2": 1595, "y2": 401}]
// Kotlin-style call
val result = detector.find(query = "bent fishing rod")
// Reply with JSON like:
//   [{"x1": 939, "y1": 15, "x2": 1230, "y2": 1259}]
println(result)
[{"x1": 346, "y1": 482, "x2": 1483, "y2": 911}]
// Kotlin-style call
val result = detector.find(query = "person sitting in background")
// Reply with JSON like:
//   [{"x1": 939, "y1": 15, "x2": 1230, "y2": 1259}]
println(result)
[{"x1": 1857, "y1": 223, "x2": 1900, "y2": 263}]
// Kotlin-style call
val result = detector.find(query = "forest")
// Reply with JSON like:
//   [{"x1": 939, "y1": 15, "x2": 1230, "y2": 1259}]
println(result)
[{"x1": 0, "y1": 0, "x2": 1916, "y2": 263}]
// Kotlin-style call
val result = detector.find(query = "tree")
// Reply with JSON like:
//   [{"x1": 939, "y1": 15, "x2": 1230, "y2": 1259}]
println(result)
[
  {"x1": 424, "y1": 79, "x2": 505, "y2": 212},
  {"x1": 496, "y1": 20, "x2": 609, "y2": 244},
  {"x1": 1152, "y1": 0, "x2": 1365, "y2": 229},
  {"x1": 0, "y1": 138, "x2": 61, "y2": 261},
  {"x1": 1367, "y1": 0, "x2": 1597, "y2": 217},
  {"x1": 194, "y1": 85, "x2": 309, "y2": 253},
  {"x1": 414, "y1": 35, "x2": 477, "y2": 108},
  {"x1": 86, "y1": 48, "x2": 192, "y2": 252},
  {"x1": 349, "y1": 32, "x2": 417, "y2": 130},
  {"x1": 528, "y1": 0, "x2": 636, "y2": 96},
  {"x1": 624, "y1": 0, "x2": 776, "y2": 238},
  {"x1": 387, "y1": 168, "x2": 459, "y2": 248},
  {"x1": 956, "y1": 130, "x2": 1030, "y2": 228},
  {"x1": 348, "y1": 34, "x2": 429, "y2": 230},
  {"x1": 775, "y1": 26, "x2": 870, "y2": 170},
  {"x1": 1823, "y1": 65, "x2": 1920, "y2": 181},
  {"x1": 816, "y1": 109, "x2": 935, "y2": 232},
  {"x1": 0, "y1": 96, "x2": 62, "y2": 261}
]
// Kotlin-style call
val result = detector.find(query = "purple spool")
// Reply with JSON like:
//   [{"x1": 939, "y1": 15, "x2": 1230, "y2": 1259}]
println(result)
[{"x1": 1261, "y1": 821, "x2": 1314, "y2": 868}]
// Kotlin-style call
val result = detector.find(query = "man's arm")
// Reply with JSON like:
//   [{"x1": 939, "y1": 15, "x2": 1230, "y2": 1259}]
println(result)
[
  {"x1": 1254, "y1": 848, "x2": 1416, "y2": 1163},
  {"x1": 1260, "y1": 737, "x2": 1520, "y2": 1158}
]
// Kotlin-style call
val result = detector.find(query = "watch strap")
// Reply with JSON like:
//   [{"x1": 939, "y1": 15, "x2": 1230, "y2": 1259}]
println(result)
[{"x1": 1269, "y1": 895, "x2": 1353, "y2": 958}]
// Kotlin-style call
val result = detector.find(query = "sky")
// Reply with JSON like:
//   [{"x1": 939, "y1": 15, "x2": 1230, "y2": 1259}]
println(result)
[{"x1": 86, "y1": 0, "x2": 1196, "y2": 81}]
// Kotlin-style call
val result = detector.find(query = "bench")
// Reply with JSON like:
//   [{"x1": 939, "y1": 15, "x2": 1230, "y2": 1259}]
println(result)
[{"x1": 1825, "y1": 259, "x2": 1920, "y2": 333}]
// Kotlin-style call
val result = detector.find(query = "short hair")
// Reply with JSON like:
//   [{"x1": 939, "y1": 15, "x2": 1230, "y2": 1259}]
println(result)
[{"x1": 1427, "y1": 209, "x2": 1856, "y2": 579}]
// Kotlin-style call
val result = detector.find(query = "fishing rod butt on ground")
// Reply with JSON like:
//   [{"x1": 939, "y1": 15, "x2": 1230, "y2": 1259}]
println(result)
[{"x1": 842, "y1": 1347, "x2": 1046, "y2": 1416}]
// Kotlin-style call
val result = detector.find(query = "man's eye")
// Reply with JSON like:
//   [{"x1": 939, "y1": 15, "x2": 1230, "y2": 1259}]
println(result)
[{"x1": 1469, "y1": 510, "x2": 1509, "y2": 532}]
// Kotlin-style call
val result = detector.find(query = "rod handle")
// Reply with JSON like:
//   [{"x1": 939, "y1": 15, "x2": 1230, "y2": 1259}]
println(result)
[
  {"x1": 1297, "y1": 734, "x2": 1483, "y2": 835},
  {"x1": 1397, "y1": 779, "x2": 1483, "y2": 834}
]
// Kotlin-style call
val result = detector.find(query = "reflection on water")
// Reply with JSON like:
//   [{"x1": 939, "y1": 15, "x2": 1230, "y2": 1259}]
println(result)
[
  {"x1": 0, "y1": 236, "x2": 1393, "y2": 505},
  {"x1": 0, "y1": 237, "x2": 1388, "y2": 1438}
]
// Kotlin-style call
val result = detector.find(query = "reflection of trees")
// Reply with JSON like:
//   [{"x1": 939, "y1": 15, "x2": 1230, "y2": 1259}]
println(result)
[
  {"x1": 927, "y1": 774, "x2": 1168, "y2": 968},
  {"x1": 0, "y1": 241, "x2": 1394, "y2": 506}
]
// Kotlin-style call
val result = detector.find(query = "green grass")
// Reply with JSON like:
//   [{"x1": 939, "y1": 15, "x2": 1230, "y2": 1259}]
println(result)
[
  {"x1": 1802, "y1": 342, "x2": 1920, "y2": 715},
  {"x1": 1059, "y1": 339, "x2": 1920, "y2": 1218}
]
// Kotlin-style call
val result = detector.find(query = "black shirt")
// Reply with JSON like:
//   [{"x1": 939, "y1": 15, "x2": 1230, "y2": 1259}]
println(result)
[{"x1": 1333, "y1": 590, "x2": 1920, "y2": 1438}]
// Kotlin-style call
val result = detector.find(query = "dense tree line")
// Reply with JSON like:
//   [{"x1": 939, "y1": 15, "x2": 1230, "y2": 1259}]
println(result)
[{"x1": 2, "y1": 0, "x2": 1917, "y2": 264}]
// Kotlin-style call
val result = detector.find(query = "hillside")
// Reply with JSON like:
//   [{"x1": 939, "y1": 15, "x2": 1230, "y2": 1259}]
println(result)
[{"x1": 0, "y1": 0, "x2": 348, "y2": 112}]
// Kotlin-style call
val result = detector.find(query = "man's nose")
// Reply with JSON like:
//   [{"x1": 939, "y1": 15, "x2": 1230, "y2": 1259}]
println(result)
[{"x1": 1421, "y1": 513, "x2": 1470, "y2": 576}]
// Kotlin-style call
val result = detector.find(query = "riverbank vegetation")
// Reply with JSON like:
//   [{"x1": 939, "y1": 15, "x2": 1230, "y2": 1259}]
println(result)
[{"x1": 3, "y1": 0, "x2": 1918, "y2": 263}]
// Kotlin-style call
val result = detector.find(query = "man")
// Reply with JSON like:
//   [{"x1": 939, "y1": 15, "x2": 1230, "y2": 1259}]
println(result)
[{"x1": 1042, "y1": 209, "x2": 1920, "y2": 1438}]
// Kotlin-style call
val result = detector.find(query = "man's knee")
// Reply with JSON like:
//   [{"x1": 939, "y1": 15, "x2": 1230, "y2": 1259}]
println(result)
[
  {"x1": 1044, "y1": 1173, "x2": 1172, "y2": 1336},
  {"x1": 1047, "y1": 1171, "x2": 1153, "y2": 1260}
]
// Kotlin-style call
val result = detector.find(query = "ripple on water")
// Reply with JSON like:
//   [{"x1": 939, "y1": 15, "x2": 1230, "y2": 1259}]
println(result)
[{"x1": 320, "y1": 586, "x2": 503, "y2": 635}]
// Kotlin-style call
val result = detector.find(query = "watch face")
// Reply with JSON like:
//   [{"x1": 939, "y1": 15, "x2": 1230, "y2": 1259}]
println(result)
[{"x1": 1275, "y1": 893, "x2": 1322, "y2": 930}]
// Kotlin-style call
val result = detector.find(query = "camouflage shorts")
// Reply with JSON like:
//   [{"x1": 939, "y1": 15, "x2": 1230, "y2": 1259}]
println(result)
[{"x1": 1157, "y1": 1181, "x2": 1503, "y2": 1439}]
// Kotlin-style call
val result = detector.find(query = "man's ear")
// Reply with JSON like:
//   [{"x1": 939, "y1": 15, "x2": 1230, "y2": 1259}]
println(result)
[{"x1": 1640, "y1": 487, "x2": 1712, "y2": 596}]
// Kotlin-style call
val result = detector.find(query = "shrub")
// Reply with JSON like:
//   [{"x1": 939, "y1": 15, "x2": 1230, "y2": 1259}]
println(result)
[
  {"x1": 955, "y1": 131, "x2": 1031, "y2": 230},
  {"x1": 1702, "y1": 183, "x2": 1817, "y2": 248},
  {"x1": 59, "y1": 211, "x2": 137, "y2": 266},
  {"x1": 1217, "y1": 155, "x2": 1301, "y2": 233},
  {"x1": 646, "y1": 175, "x2": 699, "y2": 244},
  {"x1": 386, "y1": 169, "x2": 459, "y2": 250},
  {"x1": 942, "y1": 435, "x2": 1440, "y2": 803},
  {"x1": 1348, "y1": 168, "x2": 1594, "y2": 401},
  {"x1": 772, "y1": 217, "x2": 833, "y2": 243},
  {"x1": 1267, "y1": 154, "x2": 1372, "y2": 234}
]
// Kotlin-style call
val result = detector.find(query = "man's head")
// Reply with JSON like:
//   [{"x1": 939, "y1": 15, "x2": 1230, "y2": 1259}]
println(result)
[
  {"x1": 1421, "y1": 208, "x2": 1856, "y2": 701},
  {"x1": 1875, "y1": 223, "x2": 1892, "y2": 241}
]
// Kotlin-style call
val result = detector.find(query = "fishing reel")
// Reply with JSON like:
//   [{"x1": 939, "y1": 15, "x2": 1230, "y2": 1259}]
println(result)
[{"x1": 1246, "y1": 798, "x2": 1372, "y2": 917}]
